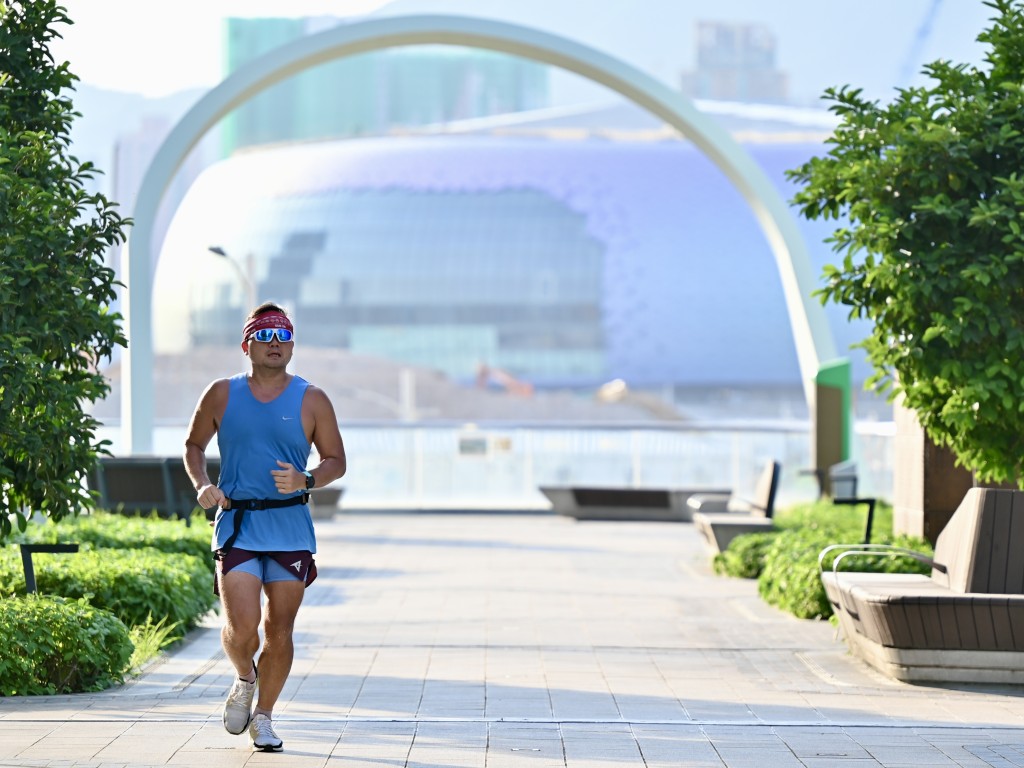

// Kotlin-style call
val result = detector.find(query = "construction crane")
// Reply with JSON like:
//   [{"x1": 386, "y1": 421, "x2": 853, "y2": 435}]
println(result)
[{"x1": 899, "y1": 0, "x2": 944, "y2": 87}]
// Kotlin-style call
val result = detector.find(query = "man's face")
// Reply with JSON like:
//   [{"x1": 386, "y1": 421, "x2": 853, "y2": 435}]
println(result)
[{"x1": 246, "y1": 329, "x2": 293, "y2": 369}]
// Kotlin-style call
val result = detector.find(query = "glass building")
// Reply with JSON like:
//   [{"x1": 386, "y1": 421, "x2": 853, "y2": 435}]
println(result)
[
  {"x1": 221, "y1": 18, "x2": 549, "y2": 156},
  {"x1": 155, "y1": 128, "x2": 871, "y2": 394}
]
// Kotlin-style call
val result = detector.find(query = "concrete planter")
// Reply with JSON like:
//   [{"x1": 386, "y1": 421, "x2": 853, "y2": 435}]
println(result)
[{"x1": 892, "y1": 399, "x2": 973, "y2": 544}]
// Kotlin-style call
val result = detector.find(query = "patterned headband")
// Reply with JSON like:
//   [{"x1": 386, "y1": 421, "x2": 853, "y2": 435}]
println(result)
[{"x1": 241, "y1": 312, "x2": 293, "y2": 343}]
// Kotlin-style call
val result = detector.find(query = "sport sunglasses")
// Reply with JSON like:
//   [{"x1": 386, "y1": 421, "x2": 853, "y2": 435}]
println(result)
[{"x1": 249, "y1": 328, "x2": 294, "y2": 343}]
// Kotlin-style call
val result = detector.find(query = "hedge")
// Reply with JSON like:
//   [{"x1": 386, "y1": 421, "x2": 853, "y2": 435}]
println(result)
[
  {"x1": 0, "y1": 546, "x2": 216, "y2": 639},
  {"x1": 0, "y1": 596, "x2": 133, "y2": 695},
  {"x1": 13, "y1": 510, "x2": 214, "y2": 571}
]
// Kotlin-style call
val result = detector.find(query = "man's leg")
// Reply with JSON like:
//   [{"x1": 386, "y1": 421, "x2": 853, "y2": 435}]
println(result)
[
  {"x1": 219, "y1": 569, "x2": 263, "y2": 734},
  {"x1": 220, "y1": 569, "x2": 263, "y2": 676},
  {"x1": 253, "y1": 578, "x2": 305, "y2": 716},
  {"x1": 247, "y1": 578, "x2": 304, "y2": 752}
]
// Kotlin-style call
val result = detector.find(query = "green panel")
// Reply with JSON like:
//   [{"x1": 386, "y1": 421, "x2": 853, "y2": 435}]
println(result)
[{"x1": 816, "y1": 357, "x2": 852, "y2": 461}]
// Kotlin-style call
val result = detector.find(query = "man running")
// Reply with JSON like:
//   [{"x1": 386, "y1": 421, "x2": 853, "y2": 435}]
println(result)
[{"x1": 184, "y1": 302, "x2": 346, "y2": 752}]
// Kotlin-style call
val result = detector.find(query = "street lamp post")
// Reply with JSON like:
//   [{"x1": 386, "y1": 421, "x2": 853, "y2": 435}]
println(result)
[{"x1": 208, "y1": 245, "x2": 256, "y2": 310}]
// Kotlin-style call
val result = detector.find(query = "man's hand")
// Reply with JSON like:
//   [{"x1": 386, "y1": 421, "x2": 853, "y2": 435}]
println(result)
[
  {"x1": 197, "y1": 483, "x2": 228, "y2": 510},
  {"x1": 272, "y1": 460, "x2": 304, "y2": 494}
]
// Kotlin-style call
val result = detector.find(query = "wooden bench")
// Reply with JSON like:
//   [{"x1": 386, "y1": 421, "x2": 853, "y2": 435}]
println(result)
[
  {"x1": 689, "y1": 459, "x2": 781, "y2": 553},
  {"x1": 540, "y1": 485, "x2": 730, "y2": 522},
  {"x1": 819, "y1": 487, "x2": 1024, "y2": 683},
  {"x1": 97, "y1": 455, "x2": 340, "y2": 524},
  {"x1": 166, "y1": 456, "x2": 221, "y2": 523}
]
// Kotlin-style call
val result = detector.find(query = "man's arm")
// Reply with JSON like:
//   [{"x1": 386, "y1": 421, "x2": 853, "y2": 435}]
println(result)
[
  {"x1": 305, "y1": 386, "x2": 346, "y2": 487},
  {"x1": 184, "y1": 379, "x2": 229, "y2": 510},
  {"x1": 272, "y1": 385, "x2": 347, "y2": 494}
]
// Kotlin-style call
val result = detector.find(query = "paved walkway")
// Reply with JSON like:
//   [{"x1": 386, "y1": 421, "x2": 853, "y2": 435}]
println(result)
[{"x1": 2, "y1": 512, "x2": 1024, "y2": 767}]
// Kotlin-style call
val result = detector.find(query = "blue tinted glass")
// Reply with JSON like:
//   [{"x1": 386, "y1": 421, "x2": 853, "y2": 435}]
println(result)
[{"x1": 251, "y1": 328, "x2": 293, "y2": 343}]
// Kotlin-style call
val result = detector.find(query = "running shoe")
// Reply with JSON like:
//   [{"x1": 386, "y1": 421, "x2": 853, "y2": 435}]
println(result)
[
  {"x1": 249, "y1": 713, "x2": 283, "y2": 752},
  {"x1": 222, "y1": 664, "x2": 257, "y2": 735}
]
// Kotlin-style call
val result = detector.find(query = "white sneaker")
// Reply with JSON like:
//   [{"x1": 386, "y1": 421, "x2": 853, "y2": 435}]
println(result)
[
  {"x1": 249, "y1": 713, "x2": 284, "y2": 752},
  {"x1": 222, "y1": 668, "x2": 257, "y2": 735}
]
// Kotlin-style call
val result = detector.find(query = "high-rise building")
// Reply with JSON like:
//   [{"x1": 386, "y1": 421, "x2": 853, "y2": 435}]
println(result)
[
  {"x1": 680, "y1": 22, "x2": 788, "y2": 103},
  {"x1": 221, "y1": 17, "x2": 550, "y2": 156}
]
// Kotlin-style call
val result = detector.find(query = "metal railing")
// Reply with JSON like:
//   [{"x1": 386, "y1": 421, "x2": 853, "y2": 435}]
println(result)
[{"x1": 98, "y1": 420, "x2": 895, "y2": 511}]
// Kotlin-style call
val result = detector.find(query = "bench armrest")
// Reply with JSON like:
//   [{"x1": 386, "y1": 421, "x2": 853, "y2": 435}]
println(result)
[
  {"x1": 686, "y1": 493, "x2": 732, "y2": 513},
  {"x1": 818, "y1": 543, "x2": 943, "y2": 577},
  {"x1": 819, "y1": 544, "x2": 945, "y2": 619}
]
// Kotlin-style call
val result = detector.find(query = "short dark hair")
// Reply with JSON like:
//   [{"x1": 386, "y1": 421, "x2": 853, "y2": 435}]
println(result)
[{"x1": 246, "y1": 302, "x2": 288, "y2": 322}]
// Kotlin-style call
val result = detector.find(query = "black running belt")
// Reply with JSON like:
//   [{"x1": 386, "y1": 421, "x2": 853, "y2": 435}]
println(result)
[{"x1": 215, "y1": 493, "x2": 311, "y2": 560}]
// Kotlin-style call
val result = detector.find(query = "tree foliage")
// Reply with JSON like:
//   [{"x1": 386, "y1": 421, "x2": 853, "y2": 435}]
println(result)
[
  {"x1": 788, "y1": 0, "x2": 1024, "y2": 486},
  {"x1": 0, "y1": 1, "x2": 128, "y2": 538}
]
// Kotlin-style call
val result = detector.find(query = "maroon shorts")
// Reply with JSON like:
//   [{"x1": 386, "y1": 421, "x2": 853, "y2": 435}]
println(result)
[{"x1": 214, "y1": 548, "x2": 317, "y2": 596}]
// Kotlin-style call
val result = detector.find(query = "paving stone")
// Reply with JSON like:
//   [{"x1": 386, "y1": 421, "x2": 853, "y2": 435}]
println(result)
[{"x1": 3, "y1": 513, "x2": 1024, "y2": 767}]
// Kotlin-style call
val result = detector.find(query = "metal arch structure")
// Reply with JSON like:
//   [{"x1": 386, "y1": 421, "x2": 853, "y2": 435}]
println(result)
[{"x1": 123, "y1": 13, "x2": 843, "y2": 453}]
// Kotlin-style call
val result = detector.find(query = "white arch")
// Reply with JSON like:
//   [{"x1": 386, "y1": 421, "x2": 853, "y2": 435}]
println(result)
[{"x1": 122, "y1": 14, "x2": 837, "y2": 452}]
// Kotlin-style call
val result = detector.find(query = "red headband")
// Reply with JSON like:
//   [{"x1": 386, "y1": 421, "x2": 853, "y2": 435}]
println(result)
[{"x1": 241, "y1": 312, "x2": 293, "y2": 344}]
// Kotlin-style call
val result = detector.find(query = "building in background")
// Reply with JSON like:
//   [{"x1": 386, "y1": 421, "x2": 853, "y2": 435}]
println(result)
[
  {"x1": 221, "y1": 17, "x2": 549, "y2": 156},
  {"x1": 680, "y1": 22, "x2": 788, "y2": 104},
  {"x1": 153, "y1": 101, "x2": 874, "y2": 422}
]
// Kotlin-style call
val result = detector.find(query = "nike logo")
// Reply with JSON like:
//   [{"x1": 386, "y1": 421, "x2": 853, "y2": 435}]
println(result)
[
  {"x1": 281, "y1": 416, "x2": 294, "y2": 420},
  {"x1": 291, "y1": 560, "x2": 303, "y2": 572}
]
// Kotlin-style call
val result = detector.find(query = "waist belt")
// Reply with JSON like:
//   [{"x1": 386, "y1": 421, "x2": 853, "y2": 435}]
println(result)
[
  {"x1": 227, "y1": 493, "x2": 310, "y2": 511},
  {"x1": 216, "y1": 493, "x2": 311, "y2": 559}
]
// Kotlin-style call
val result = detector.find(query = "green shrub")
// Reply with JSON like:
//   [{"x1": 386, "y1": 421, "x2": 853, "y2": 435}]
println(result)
[
  {"x1": 13, "y1": 511, "x2": 214, "y2": 572},
  {"x1": 756, "y1": 528, "x2": 842, "y2": 619},
  {"x1": 0, "y1": 595, "x2": 133, "y2": 695},
  {"x1": 0, "y1": 546, "x2": 216, "y2": 639},
  {"x1": 773, "y1": 498, "x2": 895, "y2": 539},
  {"x1": 712, "y1": 531, "x2": 778, "y2": 579},
  {"x1": 707, "y1": 500, "x2": 932, "y2": 619},
  {"x1": 713, "y1": 499, "x2": 900, "y2": 583},
  {"x1": 757, "y1": 528, "x2": 931, "y2": 620}
]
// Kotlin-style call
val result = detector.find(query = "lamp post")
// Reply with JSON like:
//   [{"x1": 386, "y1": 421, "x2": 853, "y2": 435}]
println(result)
[{"x1": 208, "y1": 245, "x2": 256, "y2": 310}]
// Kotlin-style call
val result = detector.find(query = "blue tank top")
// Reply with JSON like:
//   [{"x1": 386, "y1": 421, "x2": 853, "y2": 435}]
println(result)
[{"x1": 212, "y1": 373, "x2": 316, "y2": 553}]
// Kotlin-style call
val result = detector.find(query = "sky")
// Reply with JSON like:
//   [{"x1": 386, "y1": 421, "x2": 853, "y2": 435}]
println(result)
[
  {"x1": 50, "y1": 1, "x2": 394, "y2": 97},
  {"x1": 50, "y1": 0, "x2": 998, "y2": 104}
]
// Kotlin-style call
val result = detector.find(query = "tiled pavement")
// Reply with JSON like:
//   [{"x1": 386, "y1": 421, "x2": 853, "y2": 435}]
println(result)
[{"x1": 2, "y1": 512, "x2": 1024, "y2": 767}]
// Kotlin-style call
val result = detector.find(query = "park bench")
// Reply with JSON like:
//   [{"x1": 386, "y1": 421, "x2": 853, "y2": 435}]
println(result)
[
  {"x1": 91, "y1": 456, "x2": 180, "y2": 520},
  {"x1": 689, "y1": 459, "x2": 781, "y2": 553},
  {"x1": 540, "y1": 485, "x2": 730, "y2": 522},
  {"x1": 819, "y1": 487, "x2": 1024, "y2": 683},
  {"x1": 166, "y1": 456, "x2": 221, "y2": 522},
  {"x1": 96, "y1": 455, "x2": 340, "y2": 523}
]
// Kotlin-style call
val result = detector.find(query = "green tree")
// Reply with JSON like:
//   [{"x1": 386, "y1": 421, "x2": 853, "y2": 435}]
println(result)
[
  {"x1": 788, "y1": 0, "x2": 1024, "y2": 487},
  {"x1": 0, "y1": 1, "x2": 128, "y2": 538}
]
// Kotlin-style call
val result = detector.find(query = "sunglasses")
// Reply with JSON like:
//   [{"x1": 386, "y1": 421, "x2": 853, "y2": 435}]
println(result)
[{"x1": 249, "y1": 328, "x2": 294, "y2": 343}]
